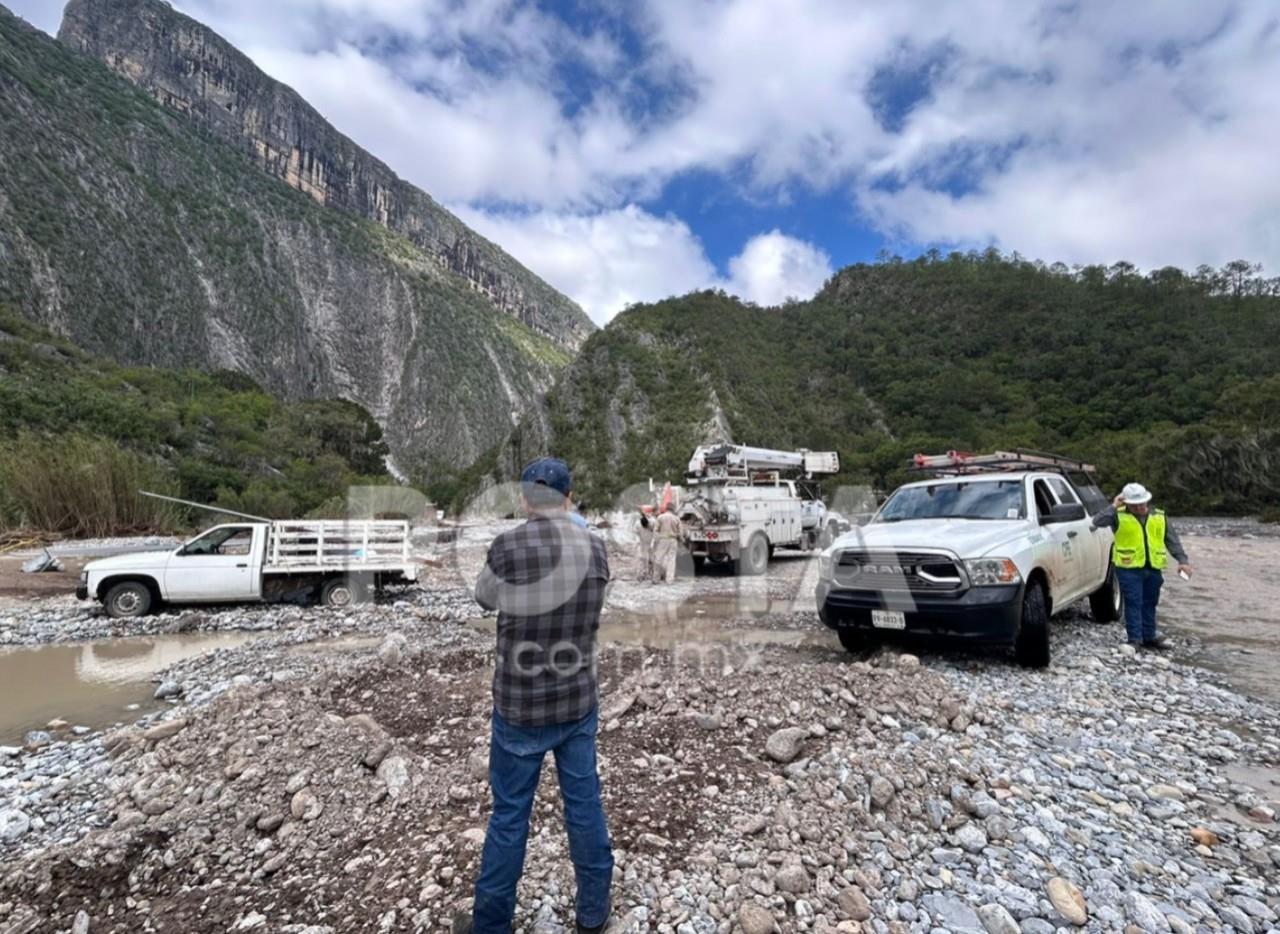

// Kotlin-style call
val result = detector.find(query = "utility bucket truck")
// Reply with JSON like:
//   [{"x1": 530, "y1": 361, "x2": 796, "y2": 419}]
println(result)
[{"x1": 678, "y1": 443, "x2": 844, "y2": 575}]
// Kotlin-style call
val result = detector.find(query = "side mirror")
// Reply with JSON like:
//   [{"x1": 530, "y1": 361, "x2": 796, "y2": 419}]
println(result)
[{"x1": 1042, "y1": 503, "x2": 1086, "y2": 524}]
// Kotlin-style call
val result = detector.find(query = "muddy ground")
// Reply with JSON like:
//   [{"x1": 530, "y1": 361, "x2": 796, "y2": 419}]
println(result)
[{"x1": 0, "y1": 521, "x2": 1277, "y2": 933}]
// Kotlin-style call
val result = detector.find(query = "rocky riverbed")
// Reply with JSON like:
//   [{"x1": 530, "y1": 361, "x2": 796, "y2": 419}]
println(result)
[{"x1": 0, "y1": 523, "x2": 1277, "y2": 933}]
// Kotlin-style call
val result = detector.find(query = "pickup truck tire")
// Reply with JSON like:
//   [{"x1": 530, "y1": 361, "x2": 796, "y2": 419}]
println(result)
[
  {"x1": 818, "y1": 523, "x2": 835, "y2": 550},
  {"x1": 837, "y1": 627, "x2": 872, "y2": 653},
  {"x1": 1014, "y1": 581, "x2": 1051, "y2": 669},
  {"x1": 321, "y1": 577, "x2": 369, "y2": 609},
  {"x1": 738, "y1": 533, "x2": 769, "y2": 576},
  {"x1": 104, "y1": 581, "x2": 152, "y2": 619},
  {"x1": 1088, "y1": 566, "x2": 1123, "y2": 623}
]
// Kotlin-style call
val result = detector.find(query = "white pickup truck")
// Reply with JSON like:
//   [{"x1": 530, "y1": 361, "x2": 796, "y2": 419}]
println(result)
[
  {"x1": 816, "y1": 452, "x2": 1121, "y2": 667},
  {"x1": 78, "y1": 520, "x2": 419, "y2": 618}
]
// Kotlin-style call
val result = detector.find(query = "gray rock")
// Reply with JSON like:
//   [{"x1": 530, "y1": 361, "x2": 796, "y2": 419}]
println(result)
[
  {"x1": 870, "y1": 775, "x2": 896, "y2": 808},
  {"x1": 0, "y1": 809, "x2": 31, "y2": 843},
  {"x1": 154, "y1": 680, "x2": 183, "y2": 699},
  {"x1": 922, "y1": 894, "x2": 983, "y2": 933},
  {"x1": 1218, "y1": 905, "x2": 1256, "y2": 933},
  {"x1": 955, "y1": 822, "x2": 988, "y2": 853},
  {"x1": 774, "y1": 863, "x2": 811, "y2": 894},
  {"x1": 1125, "y1": 891, "x2": 1171, "y2": 932},
  {"x1": 764, "y1": 727, "x2": 809, "y2": 763},
  {"x1": 976, "y1": 904, "x2": 1019, "y2": 934},
  {"x1": 377, "y1": 755, "x2": 411, "y2": 800},
  {"x1": 737, "y1": 903, "x2": 776, "y2": 934},
  {"x1": 290, "y1": 788, "x2": 323, "y2": 821},
  {"x1": 362, "y1": 739, "x2": 393, "y2": 770},
  {"x1": 72, "y1": 911, "x2": 90, "y2": 934},
  {"x1": 1019, "y1": 920, "x2": 1056, "y2": 934},
  {"x1": 838, "y1": 886, "x2": 872, "y2": 921}
]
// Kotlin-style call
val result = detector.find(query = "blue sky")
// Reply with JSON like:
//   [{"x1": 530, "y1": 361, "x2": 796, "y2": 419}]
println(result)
[{"x1": 13, "y1": 0, "x2": 1280, "y2": 323}]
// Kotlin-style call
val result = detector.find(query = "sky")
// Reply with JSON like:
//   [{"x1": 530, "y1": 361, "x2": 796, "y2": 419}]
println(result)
[{"x1": 11, "y1": 0, "x2": 1280, "y2": 325}]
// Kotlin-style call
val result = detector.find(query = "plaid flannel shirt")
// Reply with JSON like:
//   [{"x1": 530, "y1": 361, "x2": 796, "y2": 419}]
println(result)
[{"x1": 475, "y1": 513, "x2": 610, "y2": 726}]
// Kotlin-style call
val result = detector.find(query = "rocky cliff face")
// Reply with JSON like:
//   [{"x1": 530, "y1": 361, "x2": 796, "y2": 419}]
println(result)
[
  {"x1": 56, "y1": 0, "x2": 593, "y2": 352},
  {"x1": 0, "y1": 4, "x2": 573, "y2": 478}
]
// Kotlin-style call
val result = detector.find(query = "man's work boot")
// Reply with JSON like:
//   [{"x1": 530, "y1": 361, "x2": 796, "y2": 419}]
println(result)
[
  {"x1": 451, "y1": 913, "x2": 473, "y2": 934},
  {"x1": 1143, "y1": 635, "x2": 1171, "y2": 651},
  {"x1": 577, "y1": 914, "x2": 610, "y2": 934}
]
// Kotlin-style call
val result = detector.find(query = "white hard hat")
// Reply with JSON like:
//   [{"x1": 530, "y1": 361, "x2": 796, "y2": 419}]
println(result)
[{"x1": 1121, "y1": 482, "x2": 1152, "y2": 505}]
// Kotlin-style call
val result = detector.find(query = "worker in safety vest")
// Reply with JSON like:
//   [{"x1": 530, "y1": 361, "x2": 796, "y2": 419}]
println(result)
[{"x1": 1091, "y1": 482, "x2": 1192, "y2": 649}]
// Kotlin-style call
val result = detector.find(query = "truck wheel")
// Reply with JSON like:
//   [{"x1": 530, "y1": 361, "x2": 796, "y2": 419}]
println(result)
[
  {"x1": 321, "y1": 577, "x2": 368, "y2": 608},
  {"x1": 104, "y1": 581, "x2": 152, "y2": 619},
  {"x1": 1014, "y1": 581, "x2": 1050, "y2": 669},
  {"x1": 837, "y1": 627, "x2": 872, "y2": 654},
  {"x1": 1088, "y1": 566, "x2": 1123, "y2": 623},
  {"x1": 819, "y1": 523, "x2": 835, "y2": 550},
  {"x1": 692, "y1": 556, "x2": 706, "y2": 574},
  {"x1": 738, "y1": 534, "x2": 769, "y2": 576}
]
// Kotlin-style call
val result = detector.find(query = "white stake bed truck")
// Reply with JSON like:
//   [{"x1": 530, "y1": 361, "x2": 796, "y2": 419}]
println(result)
[
  {"x1": 78, "y1": 518, "x2": 419, "y2": 618},
  {"x1": 679, "y1": 443, "x2": 845, "y2": 575},
  {"x1": 816, "y1": 450, "x2": 1121, "y2": 667}
]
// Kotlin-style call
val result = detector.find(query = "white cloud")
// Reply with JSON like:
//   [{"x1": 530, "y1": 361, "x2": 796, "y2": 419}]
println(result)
[
  {"x1": 455, "y1": 206, "x2": 831, "y2": 322},
  {"x1": 452, "y1": 205, "x2": 716, "y2": 324},
  {"x1": 726, "y1": 231, "x2": 833, "y2": 306},
  {"x1": 28, "y1": 0, "x2": 1280, "y2": 278}
]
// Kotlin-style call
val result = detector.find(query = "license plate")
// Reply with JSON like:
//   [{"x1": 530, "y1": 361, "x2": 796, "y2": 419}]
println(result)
[{"x1": 871, "y1": 610, "x2": 906, "y2": 630}]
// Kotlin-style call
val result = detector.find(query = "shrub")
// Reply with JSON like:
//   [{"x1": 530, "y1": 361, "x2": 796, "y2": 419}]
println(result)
[{"x1": 0, "y1": 433, "x2": 183, "y2": 537}]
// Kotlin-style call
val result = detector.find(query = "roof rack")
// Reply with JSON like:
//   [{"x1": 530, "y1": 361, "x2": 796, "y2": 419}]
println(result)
[{"x1": 909, "y1": 448, "x2": 1098, "y2": 478}]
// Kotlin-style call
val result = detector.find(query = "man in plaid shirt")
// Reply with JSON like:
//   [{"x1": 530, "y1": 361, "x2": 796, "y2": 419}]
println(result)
[{"x1": 454, "y1": 458, "x2": 614, "y2": 933}]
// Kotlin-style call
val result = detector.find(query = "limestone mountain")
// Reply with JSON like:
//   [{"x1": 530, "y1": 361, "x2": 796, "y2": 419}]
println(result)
[
  {"x1": 56, "y1": 0, "x2": 592, "y2": 353},
  {"x1": 0, "y1": 1, "x2": 591, "y2": 478}
]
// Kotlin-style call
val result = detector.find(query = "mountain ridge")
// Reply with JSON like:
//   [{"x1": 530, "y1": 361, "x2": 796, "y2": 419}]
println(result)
[
  {"x1": 0, "y1": 1, "x2": 574, "y2": 478},
  {"x1": 57, "y1": 0, "x2": 594, "y2": 351},
  {"x1": 480, "y1": 254, "x2": 1280, "y2": 517}
]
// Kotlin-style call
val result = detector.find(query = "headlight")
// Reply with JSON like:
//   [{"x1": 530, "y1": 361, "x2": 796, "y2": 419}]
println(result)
[
  {"x1": 818, "y1": 551, "x2": 835, "y2": 578},
  {"x1": 80, "y1": 570, "x2": 89, "y2": 583},
  {"x1": 964, "y1": 558, "x2": 1021, "y2": 585}
]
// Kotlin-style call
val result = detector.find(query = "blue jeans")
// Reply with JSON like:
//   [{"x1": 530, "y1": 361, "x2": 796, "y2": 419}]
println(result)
[
  {"x1": 1116, "y1": 567, "x2": 1164, "y2": 643},
  {"x1": 473, "y1": 706, "x2": 613, "y2": 931}
]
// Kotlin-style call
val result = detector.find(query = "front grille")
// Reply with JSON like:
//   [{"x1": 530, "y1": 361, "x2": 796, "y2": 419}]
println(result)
[{"x1": 834, "y1": 550, "x2": 965, "y2": 592}]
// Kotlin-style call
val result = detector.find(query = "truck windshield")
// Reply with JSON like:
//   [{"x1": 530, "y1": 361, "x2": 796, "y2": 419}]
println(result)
[{"x1": 877, "y1": 480, "x2": 1025, "y2": 522}]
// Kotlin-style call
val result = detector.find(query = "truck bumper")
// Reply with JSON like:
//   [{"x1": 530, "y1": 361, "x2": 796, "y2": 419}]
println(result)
[
  {"x1": 817, "y1": 581, "x2": 1024, "y2": 644},
  {"x1": 76, "y1": 584, "x2": 89, "y2": 601}
]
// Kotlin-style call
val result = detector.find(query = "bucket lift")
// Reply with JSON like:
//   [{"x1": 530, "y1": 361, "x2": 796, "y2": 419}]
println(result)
[{"x1": 687, "y1": 443, "x2": 840, "y2": 483}]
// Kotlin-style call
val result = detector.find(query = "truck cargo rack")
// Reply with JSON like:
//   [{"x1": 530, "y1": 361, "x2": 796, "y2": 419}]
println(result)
[{"x1": 909, "y1": 449, "x2": 1098, "y2": 479}]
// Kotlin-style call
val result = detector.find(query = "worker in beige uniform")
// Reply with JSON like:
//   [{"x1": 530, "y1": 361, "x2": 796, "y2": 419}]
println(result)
[
  {"x1": 651, "y1": 504, "x2": 682, "y2": 583},
  {"x1": 636, "y1": 506, "x2": 656, "y2": 581}
]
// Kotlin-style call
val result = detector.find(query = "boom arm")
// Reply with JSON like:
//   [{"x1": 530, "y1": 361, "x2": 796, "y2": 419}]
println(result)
[{"x1": 688, "y1": 443, "x2": 839, "y2": 480}]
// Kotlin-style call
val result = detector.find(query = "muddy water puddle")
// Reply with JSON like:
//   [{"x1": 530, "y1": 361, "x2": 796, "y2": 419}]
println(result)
[
  {"x1": 1161, "y1": 533, "x2": 1280, "y2": 705},
  {"x1": 0, "y1": 632, "x2": 259, "y2": 745}
]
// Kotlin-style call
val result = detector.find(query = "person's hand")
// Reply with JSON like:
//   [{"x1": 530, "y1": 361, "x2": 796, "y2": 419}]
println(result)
[
  {"x1": 1113, "y1": 493, "x2": 1126, "y2": 508},
  {"x1": 1178, "y1": 563, "x2": 1193, "y2": 578}
]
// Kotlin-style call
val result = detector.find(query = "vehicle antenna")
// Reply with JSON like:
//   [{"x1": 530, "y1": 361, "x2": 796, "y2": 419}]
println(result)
[{"x1": 139, "y1": 490, "x2": 272, "y2": 523}]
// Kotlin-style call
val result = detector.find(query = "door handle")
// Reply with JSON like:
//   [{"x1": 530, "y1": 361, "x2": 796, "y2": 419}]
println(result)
[
  {"x1": 236, "y1": 563, "x2": 248, "y2": 568},
  {"x1": 1067, "y1": 531, "x2": 1078, "y2": 538}
]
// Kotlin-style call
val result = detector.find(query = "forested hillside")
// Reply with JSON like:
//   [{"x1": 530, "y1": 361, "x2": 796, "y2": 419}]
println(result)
[
  {"x1": 516, "y1": 253, "x2": 1280, "y2": 516},
  {"x1": 0, "y1": 309, "x2": 392, "y2": 535}
]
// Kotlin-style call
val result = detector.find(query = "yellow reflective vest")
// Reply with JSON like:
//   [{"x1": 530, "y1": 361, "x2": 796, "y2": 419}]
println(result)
[{"x1": 1114, "y1": 509, "x2": 1168, "y2": 570}]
